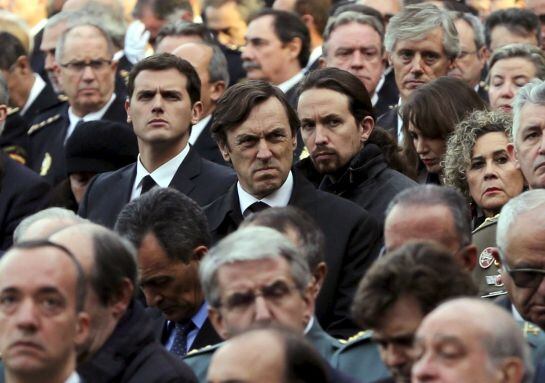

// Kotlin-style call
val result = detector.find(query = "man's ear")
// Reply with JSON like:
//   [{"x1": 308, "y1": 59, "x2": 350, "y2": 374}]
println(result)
[
  {"x1": 497, "y1": 356, "x2": 525, "y2": 383},
  {"x1": 191, "y1": 245, "x2": 208, "y2": 261},
  {"x1": 286, "y1": 37, "x2": 302, "y2": 62},
  {"x1": 191, "y1": 101, "x2": 203, "y2": 124},
  {"x1": 111, "y1": 278, "x2": 134, "y2": 319},
  {"x1": 208, "y1": 306, "x2": 229, "y2": 340},
  {"x1": 359, "y1": 116, "x2": 375, "y2": 143},
  {"x1": 311, "y1": 262, "x2": 327, "y2": 298},
  {"x1": 458, "y1": 244, "x2": 477, "y2": 272},
  {"x1": 0, "y1": 104, "x2": 7, "y2": 123},
  {"x1": 210, "y1": 81, "x2": 226, "y2": 103},
  {"x1": 218, "y1": 141, "x2": 231, "y2": 163},
  {"x1": 15, "y1": 55, "x2": 31, "y2": 74},
  {"x1": 125, "y1": 99, "x2": 132, "y2": 123},
  {"x1": 318, "y1": 56, "x2": 327, "y2": 69},
  {"x1": 74, "y1": 311, "x2": 91, "y2": 348},
  {"x1": 507, "y1": 143, "x2": 520, "y2": 169}
]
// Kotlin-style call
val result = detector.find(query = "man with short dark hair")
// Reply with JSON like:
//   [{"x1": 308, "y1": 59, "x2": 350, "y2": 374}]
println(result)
[
  {"x1": 51, "y1": 223, "x2": 198, "y2": 382},
  {"x1": 78, "y1": 53, "x2": 235, "y2": 228},
  {"x1": 242, "y1": 9, "x2": 310, "y2": 106},
  {"x1": 115, "y1": 187, "x2": 222, "y2": 355},
  {"x1": 133, "y1": 0, "x2": 193, "y2": 44},
  {"x1": 351, "y1": 242, "x2": 477, "y2": 383},
  {"x1": 0, "y1": 240, "x2": 89, "y2": 383},
  {"x1": 378, "y1": 3, "x2": 459, "y2": 142},
  {"x1": 29, "y1": 23, "x2": 128, "y2": 185},
  {"x1": 484, "y1": 7, "x2": 541, "y2": 52},
  {"x1": 297, "y1": 67, "x2": 415, "y2": 227},
  {"x1": 206, "y1": 79, "x2": 381, "y2": 337},
  {"x1": 155, "y1": 21, "x2": 215, "y2": 54}
]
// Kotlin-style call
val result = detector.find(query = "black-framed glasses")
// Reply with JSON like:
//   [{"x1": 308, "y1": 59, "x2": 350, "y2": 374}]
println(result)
[
  {"x1": 60, "y1": 59, "x2": 112, "y2": 73},
  {"x1": 498, "y1": 248, "x2": 545, "y2": 288}
]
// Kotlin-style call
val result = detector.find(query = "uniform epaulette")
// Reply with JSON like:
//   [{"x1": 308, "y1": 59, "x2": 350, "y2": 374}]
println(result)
[
  {"x1": 339, "y1": 330, "x2": 372, "y2": 345},
  {"x1": 7, "y1": 107, "x2": 19, "y2": 116},
  {"x1": 58, "y1": 94, "x2": 68, "y2": 102},
  {"x1": 184, "y1": 343, "x2": 221, "y2": 357},
  {"x1": 27, "y1": 114, "x2": 61, "y2": 135},
  {"x1": 523, "y1": 321, "x2": 541, "y2": 337},
  {"x1": 473, "y1": 214, "x2": 499, "y2": 233},
  {"x1": 299, "y1": 146, "x2": 309, "y2": 160}
]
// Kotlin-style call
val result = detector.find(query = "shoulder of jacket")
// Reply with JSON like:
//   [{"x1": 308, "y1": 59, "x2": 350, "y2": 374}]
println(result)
[{"x1": 27, "y1": 113, "x2": 61, "y2": 135}]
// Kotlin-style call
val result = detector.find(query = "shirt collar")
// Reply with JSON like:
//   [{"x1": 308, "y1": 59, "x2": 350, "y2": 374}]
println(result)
[
  {"x1": 191, "y1": 301, "x2": 209, "y2": 330},
  {"x1": 305, "y1": 46, "x2": 323, "y2": 71},
  {"x1": 188, "y1": 114, "x2": 212, "y2": 145},
  {"x1": 131, "y1": 144, "x2": 190, "y2": 199},
  {"x1": 66, "y1": 93, "x2": 117, "y2": 140},
  {"x1": 65, "y1": 372, "x2": 81, "y2": 383},
  {"x1": 371, "y1": 73, "x2": 386, "y2": 106},
  {"x1": 20, "y1": 74, "x2": 46, "y2": 116},
  {"x1": 303, "y1": 316, "x2": 314, "y2": 335},
  {"x1": 238, "y1": 171, "x2": 294, "y2": 215},
  {"x1": 396, "y1": 97, "x2": 404, "y2": 143},
  {"x1": 277, "y1": 71, "x2": 305, "y2": 93}
]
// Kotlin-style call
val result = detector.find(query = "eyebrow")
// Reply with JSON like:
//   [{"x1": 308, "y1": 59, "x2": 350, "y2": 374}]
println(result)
[{"x1": 471, "y1": 149, "x2": 508, "y2": 159}]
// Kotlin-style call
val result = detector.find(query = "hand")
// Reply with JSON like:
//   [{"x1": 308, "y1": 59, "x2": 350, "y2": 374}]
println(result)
[{"x1": 124, "y1": 20, "x2": 151, "y2": 65}]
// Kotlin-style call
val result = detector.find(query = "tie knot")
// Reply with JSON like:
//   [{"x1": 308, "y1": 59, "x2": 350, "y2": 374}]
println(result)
[
  {"x1": 140, "y1": 175, "x2": 157, "y2": 195},
  {"x1": 245, "y1": 201, "x2": 270, "y2": 216}
]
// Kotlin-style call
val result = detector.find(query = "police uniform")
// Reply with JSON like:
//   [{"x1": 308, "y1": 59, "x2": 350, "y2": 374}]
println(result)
[
  {"x1": 331, "y1": 330, "x2": 390, "y2": 383},
  {"x1": 472, "y1": 215, "x2": 507, "y2": 299}
]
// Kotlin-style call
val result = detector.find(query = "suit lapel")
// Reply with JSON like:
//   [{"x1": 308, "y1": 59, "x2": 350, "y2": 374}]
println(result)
[
  {"x1": 117, "y1": 163, "x2": 136, "y2": 205},
  {"x1": 169, "y1": 147, "x2": 199, "y2": 196}
]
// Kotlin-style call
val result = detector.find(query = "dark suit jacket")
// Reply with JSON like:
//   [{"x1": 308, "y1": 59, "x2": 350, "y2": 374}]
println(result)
[
  {"x1": 376, "y1": 107, "x2": 399, "y2": 144},
  {"x1": 204, "y1": 171, "x2": 381, "y2": 338},
  {"x1": 192, "y1": 117, "x2": 226, "y2": 165},
  {"x1": 374, "y1": 69, "x2": 399, "y2": 119},
  {"x1": 147, "y1": 307, "x2": 223, "y2": 352},
  {"x1": 0, "y1": 153, "x2": 51, "y2": 250},
  {"x1": 79, "y1": 146, "x2": 236, "y2": 228},
  {"x1": 28, "y1": 94, "x2": 128, "y2": 185},
  {"x1": 21, "y1": 81, "x2": 59, "y2": 124}
]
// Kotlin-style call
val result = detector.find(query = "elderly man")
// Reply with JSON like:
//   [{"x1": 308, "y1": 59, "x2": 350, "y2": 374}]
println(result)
[
  {"x1": 509, "y1": 80, "x2": 545, "y2": 190},
  {"x1": 377, "y1": 3, "x2": 459, "y2": 143},
  {"x1": 0, "y1": 240, "x2": 89, "y2": 383},
  {"x1": 321, "y1": 11, "x2": 396, "y2": 117},
  {"x1": 51, "y1": 223, "x2": 198, "y2": 382},
  {"x1": 185, "y1": 226, "x2": 386, "y2": 382},
  {"x1": 350, "y1": 242, "x2": 477, "y2": 383},
  {"x1": 242, "y1": 9, "x2": 310, "y2": 106},
  {"x1": 115, "y1": 188, "x2": 222, "y2": 355},
  {"x1": 29, "y1": 22, "x2": 129, "y2": 185},
  {"x1": 412, "y1": 298, "x2": 533, "y2": 383},
  {"x1": 206, "y1": 79, "x2": 381, "y2": 337},
  {"x1": 172, "y1": 42, "x2": 229, "y2": 164},
  {"x1": 78, "y1": 53, "x2": 235, "y2": 228},
  {"x1": 484, "y1": 8, "x2": 541, "y2": 52},
  {"x1": 297, "y1": 67, "x2": 415, "y2": 227},
  {"x1": 448, "y1": 12, "x2": 488, "y2": 101},
  {"x1": 494, "y1": 191, "x2": 545, "y2": 361}
]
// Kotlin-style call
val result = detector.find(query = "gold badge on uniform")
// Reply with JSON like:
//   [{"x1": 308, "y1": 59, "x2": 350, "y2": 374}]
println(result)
[
  {"x1": 40, "y1": 153, "x2": 52, "y2": 176},
  {"x1": 479, "y1": 247, "x2": 495, "y2": 269}
]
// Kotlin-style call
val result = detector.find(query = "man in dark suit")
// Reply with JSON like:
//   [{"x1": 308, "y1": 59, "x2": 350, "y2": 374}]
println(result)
[
  {"x1": 79, "y1": 53, "x2": 235, "y2": 228},
  {"x1": 116, "y1": 187, "x2": 223, "y2": 355},
  {"x1": 172, "y1": 42, "x2": 228, "y2": 164},
  {"x1": 51, "y1": 223, "x2": 198, "y2": 382},
  {"x1": 28, "y1": 22, "x2": 129, "y2": 185},
  {"x1": 377, "y1": 4, "x2": 458, "y2": 143},
  {"x1": 205, "y1": 80, "x2": 381, "y2": 337}
]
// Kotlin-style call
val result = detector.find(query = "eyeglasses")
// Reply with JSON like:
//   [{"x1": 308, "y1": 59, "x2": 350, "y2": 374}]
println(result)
[
  {"x1": 498, "y1": 248, "x2": 545, "y2": 288},
  {"x1": 219, "y1": 280, "x2": 299, "y2": 312},
  {"x1": 60, "y1": 59, "x2": 112, "y2": 73}
]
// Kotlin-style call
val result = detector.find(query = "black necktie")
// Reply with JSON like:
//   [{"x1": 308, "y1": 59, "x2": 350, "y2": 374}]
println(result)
[
  {"x1": 170, "y1": 321, "x2": 195, "y2": 357},
  {"x1": 140, "y1": 175, "x2": 157, "y2": 195},
  {"x1": 245, "y1": 201, "x2": 270, "y2": 217}
]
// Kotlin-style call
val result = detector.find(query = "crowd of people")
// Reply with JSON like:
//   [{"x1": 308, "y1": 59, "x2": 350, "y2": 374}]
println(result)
[{"x1": 1, "y1": 0, "x2": 545, "y2": 382}]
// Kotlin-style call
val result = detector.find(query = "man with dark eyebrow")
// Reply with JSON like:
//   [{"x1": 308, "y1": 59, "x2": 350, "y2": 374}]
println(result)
[{"x1": 78, "y1": 53, "x2": 236, "y2": 229}]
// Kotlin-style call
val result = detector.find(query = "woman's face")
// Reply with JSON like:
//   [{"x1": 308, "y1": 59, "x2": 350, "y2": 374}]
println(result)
[
  {"x1": 408, "y1": 124, "x2": 446, "y2": 174},
  {"x1": 466, "y1": 132, "x2": 525, "y2": 217},
  {"x1": 488, "y1": 57, "x2": 536, "y2": 113}
]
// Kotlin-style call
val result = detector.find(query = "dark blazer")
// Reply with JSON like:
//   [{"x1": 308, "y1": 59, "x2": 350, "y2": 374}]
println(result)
[
  {"x1": 78, "y1": 300, "x2": 197, "y2": 383},
  {"x1": 204, "y1": 171, "x2": 381, "y2": 338},
  {"x1": 28, "y1": 94, "x2": 128, "y2": 185},
  {"x1": 148, "y1": 307, "x2": 223, "y2": 352},
  {"x1": 374, "y1": 69, "x2": 399, "y2": 119},
  {"x1": 376, "y1": 107, "x2": 399, "y2": 144},
  {"x1": 79, "y1": 146, "x2": 236, "y2": 228},
  {"x1": 192, "y1": 117, "x2": 226, "y2": 165},
  {"x1": 21, "y1": 81, "x2": 59, "y2": 124},
  {"x1": 0, "y1": 153, "x2": 51, "y2": 250},
  {"x1": 1, "y1": 110, "x2": 30, "y2": 163}
]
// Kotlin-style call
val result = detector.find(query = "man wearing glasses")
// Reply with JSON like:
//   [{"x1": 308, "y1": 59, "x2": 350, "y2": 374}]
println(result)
[
  {"x1": 28, "y1": 23, "x2": 129, "y2": 185},
  {"x1": 494, "y1": 190, "x2": 545, "y2": 365}
]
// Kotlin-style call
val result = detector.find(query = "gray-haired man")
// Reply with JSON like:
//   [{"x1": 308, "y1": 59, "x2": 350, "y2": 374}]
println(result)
[{"x1": 377, "y1": 3, "x2": 459, "y2": 142}]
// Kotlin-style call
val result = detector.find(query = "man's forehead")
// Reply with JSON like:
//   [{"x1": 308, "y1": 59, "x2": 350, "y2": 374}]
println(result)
[
  {"x1": 217, "y1": 257, "x2": 293, "y2": 287},
  {"x1": 134, "y1": 69, "x2": 189, "y2": 90},
  {"x1": 247, "y1": 15, "x2": 277, "y2": 38},
  {"x1": 393, "y1": 28, "x2": 445, "y2": 51}
]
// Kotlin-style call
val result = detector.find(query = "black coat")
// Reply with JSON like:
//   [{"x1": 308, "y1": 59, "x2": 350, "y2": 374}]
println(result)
[
  {"x1": 78, "y1": 300, "x2": 197, "y2": 383},
  {"x1": 192, "y1": 117, "x2": 227, "y2": 165},
  {"x1": 79, "y1": 147, "x2": 236, "y2": 228},
  {"x1": 0, "y1": 153, "x2": 51, "y2": 250},
  {"x1": 317, "y1": 144, "x2": 417, "y2": 228},
  {"x1": 204, "y1": 171, "x2": 381, "y2": 338},
  {"x1": 21, "y1": 81, "x2": 60, "y2": 124},
  {"x1": 28, "y1": 95, "x2": 129, "y2": 185},
  {"x1": 376, "y1": 107, "x2": 399, "y2": 144},
  {"x1": 374, "y1": 69, "x2": 399, "y2": 119}
]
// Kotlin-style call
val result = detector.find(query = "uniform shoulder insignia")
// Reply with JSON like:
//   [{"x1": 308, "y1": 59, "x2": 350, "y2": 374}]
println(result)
[
  {"x1": 473, "y1": 214, "x2": 499, "y2": 233},
  {"x1": 58, "y1": 94, "x2": 68, "y2": 102},
  {"x1": 341, "y1": 330, "x2": 372, "y2": 345},
  {"x1": 27, "y1": 114, "x2": 61, "y2": 135},
  {"x1": 7, "y1": 107, "x2": 19, "y2": 116},
  {"x1": 185, "y1": 343, "x2": 221, "y2": 357},
  {"x1": 299, "y1": 146, "x2": 309, "y2": 160},
  {"x1": 524, "y1": 321, "x2": 541, "y2": 337}
]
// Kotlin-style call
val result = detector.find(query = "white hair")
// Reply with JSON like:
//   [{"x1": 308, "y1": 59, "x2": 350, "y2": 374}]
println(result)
[{"x1": 512, "y1": 79, "x2": 545, "y2": 146}]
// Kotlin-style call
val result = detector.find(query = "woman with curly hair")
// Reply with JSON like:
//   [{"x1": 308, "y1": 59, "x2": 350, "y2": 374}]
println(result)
[
  {"x1": 401, "y1": 77, "x2": 487, "y2": 183},
  {"x1": 443, "y1": 110, "x2": 525, "y2": 227}
]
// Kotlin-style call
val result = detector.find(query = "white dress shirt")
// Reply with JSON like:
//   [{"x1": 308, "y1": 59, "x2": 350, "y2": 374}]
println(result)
[
  {"x1": 238, "y1": 171, "x2": 294, "y2": 216},
  {"x1": 130, "y1": 144, "x2": 190, "y2": 200}
]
